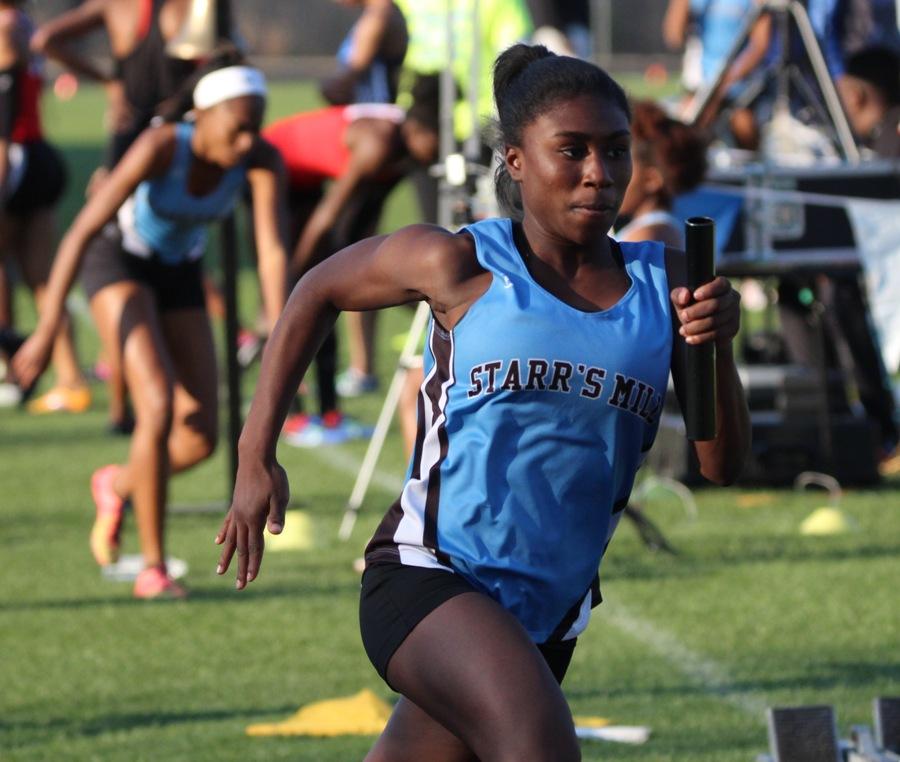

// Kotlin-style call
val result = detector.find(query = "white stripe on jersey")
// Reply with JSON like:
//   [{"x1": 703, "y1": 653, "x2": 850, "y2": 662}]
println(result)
[
  {"x1": 562, "y1": 589, "x2": 593, "y2": 640},
  {"x1": 395, "y1": 323, "x2": 456, "y2": 570}
]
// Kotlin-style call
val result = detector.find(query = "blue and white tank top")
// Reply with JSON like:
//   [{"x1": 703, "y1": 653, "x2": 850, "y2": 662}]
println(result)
[
  {"x1": 118, "y1": 122, "x2": 247, "y2": 264},
  {"x1": 366, "y1": 217, "x2": 673, "y2": 643}
]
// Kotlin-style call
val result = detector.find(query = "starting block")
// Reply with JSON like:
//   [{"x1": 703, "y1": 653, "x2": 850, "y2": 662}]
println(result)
[{"x1": 756, "y1": 699, "x2": 900, "y2": 761}]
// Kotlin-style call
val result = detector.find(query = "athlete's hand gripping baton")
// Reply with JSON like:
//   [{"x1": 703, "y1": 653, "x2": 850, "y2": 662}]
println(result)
[{"x1": 684, "y1": 216, "x2": 717, "y2": 441}]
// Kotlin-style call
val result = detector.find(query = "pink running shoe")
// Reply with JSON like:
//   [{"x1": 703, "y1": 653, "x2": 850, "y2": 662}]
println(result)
[
  {"x1": 89, "y1": 465, "x2": 125, "y2": 566},
  {"x1": 133, "y1": 566, "x2": 188, "y2": 600}
]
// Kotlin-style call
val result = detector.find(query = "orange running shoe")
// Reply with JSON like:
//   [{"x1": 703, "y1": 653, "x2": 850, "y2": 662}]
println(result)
[
  {"x1": 133, "y1": 566, "x2": 188, "y2": 600},
  {"x1": 89, "y1": 465, "x2": 125, "y2": 566},
  {"x1": 27, "y1": 385, "x2": 91, "y2": 414}
]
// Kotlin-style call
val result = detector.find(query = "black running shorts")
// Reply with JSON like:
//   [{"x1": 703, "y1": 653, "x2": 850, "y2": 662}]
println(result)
[
  {"x1": 359, "y1": 561, "x2": 576, "y2": 689},
  {"x1": 80, "y1": 225, "x2": 205, "y2": 312},
  {"x1": 5, "y1": 139, "x2": 67, "y2": 215}
]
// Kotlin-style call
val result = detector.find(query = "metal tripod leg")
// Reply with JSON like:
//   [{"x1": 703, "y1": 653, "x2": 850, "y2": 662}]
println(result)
[
  {"x1": 338, "y1": 301, "x2": 431, "y2": 540},
  {"x1": 683, "y1": 0, "x2": 859, "y2": 161}
]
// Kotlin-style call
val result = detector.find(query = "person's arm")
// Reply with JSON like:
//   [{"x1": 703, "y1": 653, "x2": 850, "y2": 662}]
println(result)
[
  {"x1": 31, "y1": 0, "x2": 134, "y2": 133},
  {"x1": 289, "y1": 124, "x2": 392, "y2": 277},
  {"x1": 12, "y1": 125, "x2": 175, "y2": 388},
  {"x1": 245, "y1": 139, "x2": 289, "y2": 332},
  {"x1": 30, "y1": 0, "x2": 114, "y2": 84},
  {"x1": 215, "y1": 224, "x2": 483, "y2": 588},
  {"x1": 321, "y1": 0, "x2": 401, "y2": 104},
  {"x1": 698, "y1": 11, "x2": 772, "y2": 126},
  {"x1": 663, "y1": 0, "x2": 692, "y2": 51},
  {"x1": 666, "y1": 247, "x2": 750, "y2": 485},
  {"x1": 720, "y1": 11, "x2": 772, "y2": 91},
  {"x1": 343, "y1": 0, "x2": 394, "y2": 72}
]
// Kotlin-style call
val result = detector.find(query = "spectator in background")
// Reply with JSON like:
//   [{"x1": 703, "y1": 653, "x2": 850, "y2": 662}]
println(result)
[
  {"x1": 808, "y1": 0, "x2": 900, "y2": 80},
  {"x1": 1, "y1": 0, "x2": 89, "y2": 413},
  {"x1": 663, "y1": 0, "x2": 774, "y2": 149},
  {"x1": 526, "y1": 0, "x2": 591, "y2": 58},
  {"x1": 321, "y1": 0, "x2": 408, "y2": 107},
  {"x1": 616, "y1": 101, "x2": 709, "y2": 247},
  {"x1": 32, "y1": 0, "x2": 236, "y2": 171},
  {"x1": 806, "y1": 0, "x2": 900, "y2": 127},
  {"x1": 839, "y1": 46, "x2": 900, "y2": 156},
  {"x1": 393, "y1": 0, "x2": 532, "y2": 220}
]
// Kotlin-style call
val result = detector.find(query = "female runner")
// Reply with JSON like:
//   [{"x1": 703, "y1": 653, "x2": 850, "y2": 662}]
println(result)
[
  {"x1": 217, "y1": 45, "x2": 749, "y2": 759},
  {"x1": 15, "y1": 64, "x2": 288, "y2": 599}
]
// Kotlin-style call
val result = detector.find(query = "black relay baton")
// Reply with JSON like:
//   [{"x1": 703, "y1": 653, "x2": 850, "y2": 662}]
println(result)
[{"x1": 684, "y1": 217, "x2": 717, "y2": 441}]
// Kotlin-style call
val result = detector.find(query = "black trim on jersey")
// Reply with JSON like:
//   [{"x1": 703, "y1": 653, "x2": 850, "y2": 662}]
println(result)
[
  {"x1": 547, "y1": 574, "x2": 599, "y2": 642},
  {"x1": 364, "y1": 497, "x2": 404, "y2": 564},
  {"x1": 422, "y1": 327, "x2": 453, "y2": 565},
  {"x1": 612, "y1": 496, "x2": 629, "y2": 514},
  {"x1": 363, "y1": 320, "x2": 455, "y2": 568},
  {"x1": 410, "y1": 378, "x2": 427, "y2": 481},
  {"x1": 423, "y1": 324, "x2": 447, "y2": 426},
  {"x1": 590, "y1": 574, "x2": 602, "y2": 607}
]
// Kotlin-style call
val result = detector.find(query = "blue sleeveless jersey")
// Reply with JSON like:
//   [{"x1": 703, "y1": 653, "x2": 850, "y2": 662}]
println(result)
[
  {"x1": 118, "y1": 122, "x2": 247, "y2": 264},
  {"x1": 366, "y1": 218, "x2": 673, "y2": 642}
]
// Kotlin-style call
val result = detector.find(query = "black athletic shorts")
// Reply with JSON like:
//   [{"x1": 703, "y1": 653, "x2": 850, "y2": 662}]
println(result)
[
  {"x1": 5, "y1": 139, "x2": 67, "y2": 215},
  {"x1": 80, "y1": 225, "x2": 205, "y2": 312},
  {"x1": 359, "y1": 561, "x2": 576, "y2": 690}
]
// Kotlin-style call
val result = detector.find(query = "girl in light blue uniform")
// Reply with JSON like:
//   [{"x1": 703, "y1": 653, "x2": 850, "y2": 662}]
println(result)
[
  {"x1": 16, "y1": 64, "x2": 289, "y2": 599},
  {"x1": 366, "y1": 217, "x2": 672, "y2": 643},
  {"x1": 217, "y1": 44, "x2": 750, "y2": 761}
]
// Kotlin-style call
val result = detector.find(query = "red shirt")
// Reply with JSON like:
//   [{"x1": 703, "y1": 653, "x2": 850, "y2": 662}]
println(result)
[
  {"x1": 263, "y1": 103, "x2": 405, "y2": 190},
  {"x1": 10, "y1": 66, "x2": 42, "y2": 142},
  {"x1": 263, "y1": 107, "x2": 352, "y2": 190}
]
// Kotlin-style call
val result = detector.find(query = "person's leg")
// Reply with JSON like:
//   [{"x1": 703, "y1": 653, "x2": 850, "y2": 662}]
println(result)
[
  {"x1": 369, "y1": 593, "x2": 580, "y2": 762},
  {"x1": 97, "y1": 316, "x2": 132, "y2": 431},
  {"x1": 0, "y1": 258, "x2": 12, "y2": 328},
  {"x1": 826, "y1": 274, "x2": 899, "y2": 450},
  {"x1": 399, "y1": 364, "x2": 423, "y2": 460},
  {"x1": 90, "y1": 281, "x2": 175, "y2": 569},
  {"x1": 15, "y1": 208, "x2": 88, "y2": 393},
  {"x1": 410, "y1": 165, "x2": 439, "y2": 224},
  {"x1": 366, "y1": 697, "x2": 476, "y2": 762},
  {"x1": 343, "y1": 310, "x2": 378, "y2": 381},
  {"x1": 0, "y1": 213, "x2": 17, "y2": 329},
  {"x1": 729, "y1": 107, "x2": 760, "y2": 151},
  {"x1": 160, "y1": 307, "x2": 219, "y2": 473},
  {"x1": 85, "y1": 244, "x2": 131, "y2": 431},
  {"x1": 315, "y1": 328, "x2": 338, "y2": 416}
]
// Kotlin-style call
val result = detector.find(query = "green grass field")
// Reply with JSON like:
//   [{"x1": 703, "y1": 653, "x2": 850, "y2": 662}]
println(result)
[{"x1": 2, "y1": 79, "x2": 899, "y2": 761}]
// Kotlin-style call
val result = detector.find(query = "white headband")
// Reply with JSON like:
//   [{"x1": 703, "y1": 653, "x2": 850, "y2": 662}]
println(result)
[{"x1": 193, "y1": 66, "x2": 267, "y2": 110}]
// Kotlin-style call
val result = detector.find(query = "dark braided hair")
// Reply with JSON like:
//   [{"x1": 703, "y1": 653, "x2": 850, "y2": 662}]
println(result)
[{"x1": 492, "y1": 44, "x2": 631, "y2": 218}]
